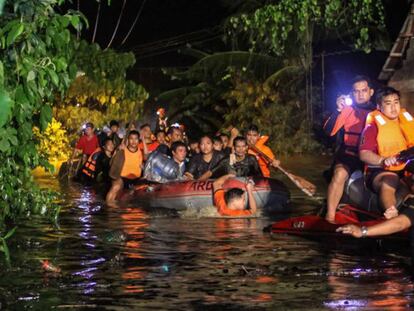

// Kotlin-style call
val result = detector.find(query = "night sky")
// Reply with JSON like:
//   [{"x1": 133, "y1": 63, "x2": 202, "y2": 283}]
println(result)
[{"x1": 64, "y1": 0, "x2": 411, "y2": 110}]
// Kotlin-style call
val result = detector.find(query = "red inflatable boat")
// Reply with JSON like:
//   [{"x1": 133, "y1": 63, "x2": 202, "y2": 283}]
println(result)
[
  {"x1": 269, "y1": 204, "x2": 408, "y2": 240},
  {"x1": 117, "y1": 177, "x2": 290, "y2": 214}
]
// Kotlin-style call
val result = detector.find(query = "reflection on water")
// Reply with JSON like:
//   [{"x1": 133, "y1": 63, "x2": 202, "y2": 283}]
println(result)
[{"x1": 0, "y1": 155, "x2": 413, "y2": 309}]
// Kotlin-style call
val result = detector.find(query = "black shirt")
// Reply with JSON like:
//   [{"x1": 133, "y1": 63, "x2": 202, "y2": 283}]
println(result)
[
  {"x1": 95, "y1": 152, "x2": 112, "y2": 182},
  {"x1": 186, "y1": 151, "x2": 225, "y2": 179},
  {"x1": 211, "y1": 154, "x2": 262, "y2": 178}
]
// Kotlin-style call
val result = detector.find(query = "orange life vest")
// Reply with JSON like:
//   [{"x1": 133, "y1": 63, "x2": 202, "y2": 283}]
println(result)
[
  {"x1": 248, "y1": 136, "x2": 275, "y2": 177},
  {"x1": 328, "y1": 105, "x2": 372, "y2": 156},
  {"x1": 366, "y1": 109, "x2": 414, "y2": 171},
  {"x1": 82, "y1": 147, "x2": 102, "y2": 178},
  {"x1": 120, "y1": 147, "x2": 143, "y2": 179},
  {"x1": 214, "y1": 189, "x2": 252, "y2": 217}
]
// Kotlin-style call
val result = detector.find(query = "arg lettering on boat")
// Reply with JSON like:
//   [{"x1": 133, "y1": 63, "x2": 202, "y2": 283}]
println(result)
[
  {"x1": 191, "y1": 181, "x2": 213, "y2": 191},
  {"x1": 292, "y1": 221, "x2": 305, "y2": 229}
]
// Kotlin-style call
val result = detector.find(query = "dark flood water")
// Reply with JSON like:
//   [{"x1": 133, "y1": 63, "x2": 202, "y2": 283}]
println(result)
[{"x1": 1, "y1": 155, "x2": 414, "y2": 310}]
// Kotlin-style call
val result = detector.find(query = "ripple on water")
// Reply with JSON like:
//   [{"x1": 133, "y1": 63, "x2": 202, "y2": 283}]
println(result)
[{"x1": 1, "y1": 159, "x2": 413, "y2": 309}]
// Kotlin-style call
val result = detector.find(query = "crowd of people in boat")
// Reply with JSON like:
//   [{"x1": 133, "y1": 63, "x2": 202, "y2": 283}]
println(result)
[
  {"x1": 71, "y1": 74, "x2": 414, "y2": 236},
  {"x1": 71, "y1": 108, "x2": 280, "y2": 216},
  {"x1": 323, "y1": 75, "x2": 414, "y2": 238}
]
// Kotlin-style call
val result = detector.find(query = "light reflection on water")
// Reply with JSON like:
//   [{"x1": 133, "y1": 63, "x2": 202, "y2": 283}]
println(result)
[{"x1": 0, "y1": 155, "x2": 413, "y2": 309}]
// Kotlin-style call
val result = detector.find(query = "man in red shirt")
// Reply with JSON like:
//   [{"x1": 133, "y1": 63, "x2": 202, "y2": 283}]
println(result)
[
  {"x1": 212, "y1": 174, "x2": 257, "y2": 217},
  {"x1": 75, "y1": 122, "x2": 100, "y2": 164},
  {"x1": 359, "y1": 87, "x2": 414, "y2": 219}
]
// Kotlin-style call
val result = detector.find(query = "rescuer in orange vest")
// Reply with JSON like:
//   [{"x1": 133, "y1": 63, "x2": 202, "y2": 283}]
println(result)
[
  {"x1": 246, "y1": 125, "x2": 280, "y2": 177},
  {"x1": 106, "y1": 130, "x2": 143, "y2": 203},
  {"x1": 359, "y1": 86, "x2": 414, "y2": 219},
  {"x1": 323, "y1": 75, "x2": 375, "y2": 223}
]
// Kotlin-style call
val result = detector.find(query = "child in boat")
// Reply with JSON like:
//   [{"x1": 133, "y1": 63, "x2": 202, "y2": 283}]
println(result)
[{"x1": 212, "y1": 174, "x2": 257, "y2": 217}]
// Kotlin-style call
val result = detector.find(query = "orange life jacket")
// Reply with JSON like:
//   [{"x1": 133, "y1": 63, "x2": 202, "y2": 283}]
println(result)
[
  {"x1": 82, "y1": 147, "x2": 102, "y2": 178},
  {"x1": 327, "y1": 105, "x2": 372, "y2": 156},
  {"x1": 366, "y1": 109, "x2": 414, "y2": 171},
  {"x1": 248, "y1": 136, "x2": 275, "y2": 177},
  {"x1": 120, "y1": 147, "x2": 143, "y2": 179},
  {"x1": 214, "y1": 189, "x2": 252, "y2": 217}
]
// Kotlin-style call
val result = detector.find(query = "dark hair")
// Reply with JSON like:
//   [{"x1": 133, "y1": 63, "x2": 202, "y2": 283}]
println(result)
[
  {"x1": 85, "y1": 122, "x2": 94, "y2": 129},
  {"x1": 102, "y1": 137, "x2": 112, "y2": 145},
  {"x1": 128, "y1": 130, "x2": 140, "y2": 138},
  {"x1": 140, "y1": 123, "x2": 151, "y2": 130},
  {"x1": 351, "y1": 75, "x2": 373, "y2": 89},
  {"x1": 247, "y1": 124, "x2": 259, "y2": 133},
  {"x1": 233, "y1": 136, "x2": 247, "y2": 147},
  {"x1": 219, "y1": 133, "x2": 229, "y2": 139},
  {"x1": 155, "y1": 130, "x2": 166, "y2": 136},
  {"x1": 224, "y1": 188, "x2": 245, "y2": 205},
  {"x1": 167, "y1": 126, "x2": 181, "y2": 136},
  {"x1": 199, "y1": 135, "x2": 213, "y2": 144},
  {"x1": 213, "y1": 136, "x2": 223, "y2": 144},
  {"x1": 109, "y1": 120, "x2": 119, "y2": 127},
  {"x1": 171, "y1": 141, "x2": 187, "y2": 153},
  {"x1": 375, "y1": 87, "x2": 400, "y2": 106}
]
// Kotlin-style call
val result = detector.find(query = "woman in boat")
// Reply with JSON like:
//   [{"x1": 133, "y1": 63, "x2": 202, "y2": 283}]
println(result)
[{"x1": 185, "y1": 135, "x2": 225, "y2": 180}]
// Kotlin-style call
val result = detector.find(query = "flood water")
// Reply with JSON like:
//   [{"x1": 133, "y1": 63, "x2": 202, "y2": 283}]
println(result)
[{"x1": 1, "y1": 155, "x2": 414, "y2": 310}]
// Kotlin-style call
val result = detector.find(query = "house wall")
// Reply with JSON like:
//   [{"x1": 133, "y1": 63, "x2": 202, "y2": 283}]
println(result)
[{"x1": 388, "y1": 38, "x2": 414, "y2": 112}]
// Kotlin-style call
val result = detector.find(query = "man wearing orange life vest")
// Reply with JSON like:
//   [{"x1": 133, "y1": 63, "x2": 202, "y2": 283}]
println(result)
[
  {"x1": 106, "y1": 130, "x2": 143, "y2": 203},
  {"x1": 213, "y1": 174, "x2": 257, "y2": 217},
  {"x1": 324, "y1": 76, "x2": 376, "y2": 223},
  {"x1": 246, "y1": 125, "x2": 280, "y2": 177},
  {"x1": 359, "y1": 87, "x2": 414, "y2": 219}
]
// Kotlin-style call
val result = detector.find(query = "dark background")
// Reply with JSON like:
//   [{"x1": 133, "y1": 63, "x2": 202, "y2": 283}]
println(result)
[{"x1": 63, "y1": 0, "x2": 412, "y2": 112}]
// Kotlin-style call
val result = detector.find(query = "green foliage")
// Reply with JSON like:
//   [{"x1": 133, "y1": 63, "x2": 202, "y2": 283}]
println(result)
[
  {"x1": 223, "y1": 70, "x2": 322, "y2": 154},
  {"x1": 227, "y1": 0, "x2": 386, "y2": 56},
  {"x1": 160, "y1": 49, "x2": 321, "y2": 152},
  {"x1": 54, "y1": 42, "x2": 149, "y2": 137},
  {"x1": 0, "y1": 0, "x2": 82, "y2": 227},
  {"x1": 0, "y1": 226, "x2": 16, "y2": 265}
]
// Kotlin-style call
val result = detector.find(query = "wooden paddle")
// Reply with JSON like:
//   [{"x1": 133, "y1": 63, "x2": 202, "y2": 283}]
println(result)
[{"x1": 249, "y1": 145, "x2": 317, "y2": 197}]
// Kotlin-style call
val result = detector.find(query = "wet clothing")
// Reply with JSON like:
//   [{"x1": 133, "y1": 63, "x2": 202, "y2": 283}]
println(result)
[
  {"x1": 109, "y1": 147, "x2": 143, "y2": 180},
  {"x1": 143, "y1": 150, "x2": 186, "y2": 183},
  {"x1": 214, "y1": 189, "x2": 253, "y2": 217},
  {"x1": 120, "y1": 147, "x2": 143, "y2": 179},
  {"x1": 248, "y1": 136, "x2": 275, "y2": 177},
  {"x1": 324, "y1": 104, "x2": 374, "y2": 174},
  {"x1": 76, "y1": 134, "x2": 100, "y2": 156},
  {"x1": 211, "y1": 154, "x2": 262, "y2": 178},
  {"x1": 186, "y1": 151, "x2": 225, "y2": 179}
]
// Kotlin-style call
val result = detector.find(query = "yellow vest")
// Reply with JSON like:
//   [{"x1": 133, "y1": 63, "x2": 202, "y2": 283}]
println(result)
[{"x1": 367, "y1": 109, "x2": 414, "y2": 171}]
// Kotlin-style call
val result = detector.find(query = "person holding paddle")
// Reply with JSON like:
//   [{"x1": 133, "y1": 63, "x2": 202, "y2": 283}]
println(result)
[
  {"x1": 359, "y1": 87, "x2": 414, "y2": 219},
  {"x1": 246, "y1": 125, "x2": 280, "y2": 177},
  {"x1": 324, "y1": 75, "x2": 375, "y2": 223}
]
